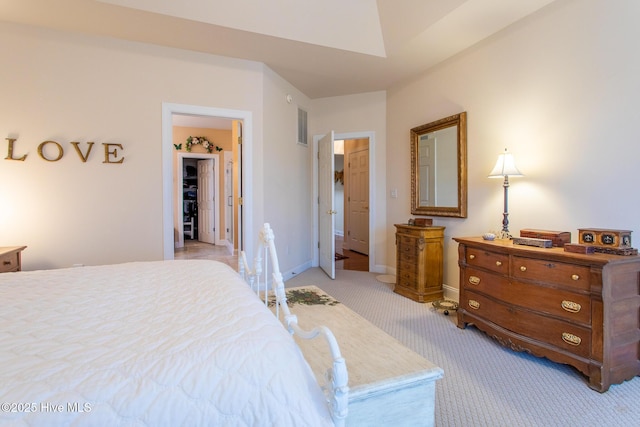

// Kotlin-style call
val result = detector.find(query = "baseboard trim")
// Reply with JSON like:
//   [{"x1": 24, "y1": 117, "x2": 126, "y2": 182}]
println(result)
[
  {"x1": 442, "y1": 283, "x2": 459, "y2": 302},
  {"x1": 283, "y1": 260, "x2": 313, "y2": 282}
]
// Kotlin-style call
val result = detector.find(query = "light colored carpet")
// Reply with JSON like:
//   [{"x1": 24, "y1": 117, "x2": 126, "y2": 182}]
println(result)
[{"x1": 286, "y1": 268, "x2": 640, "y2": 427}]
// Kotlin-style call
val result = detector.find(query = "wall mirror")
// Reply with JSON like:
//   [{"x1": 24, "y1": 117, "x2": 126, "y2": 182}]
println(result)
[{"x1": 411, "y1": 112, "x2": 467, "y2": 218}]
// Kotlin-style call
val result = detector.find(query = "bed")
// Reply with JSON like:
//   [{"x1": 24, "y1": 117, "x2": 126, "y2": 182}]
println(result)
[{"x1": 0, "y1": 255, "x2": 342, "y2": 426}]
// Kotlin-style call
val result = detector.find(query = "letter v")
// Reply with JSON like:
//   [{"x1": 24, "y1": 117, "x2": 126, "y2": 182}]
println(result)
[{"x1": 71, "y1": 142, "x2": 95, "y2": 162}]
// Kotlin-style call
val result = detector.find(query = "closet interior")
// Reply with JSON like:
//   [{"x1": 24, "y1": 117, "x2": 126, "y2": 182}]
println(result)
[{"x1": 183, "y1": 159, "x2": 198, "y2": 240}]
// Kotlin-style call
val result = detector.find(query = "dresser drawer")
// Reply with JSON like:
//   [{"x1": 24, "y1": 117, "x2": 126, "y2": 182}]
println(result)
[
  {"x1": 397, "y1": 274, "x2": 417, "y2": 291},
  {"x1": 462, "y1": 267, "x2": 509, "y2": 292},
  {"x1": 398, "y1": 239, "x2": 418, "y2": 255},
  {"x1": 398, "y1": 260, "x2": 418, "y2": 277},
  {"x1": 463, "y1": 268, "x2": 591, "y2": 324},
  {"x1": 465, "y1": 248, "x2": 509, "y2": 274},
  {"x1": 398, "y1": 260, "x2": 418, "y2": 274},
  {"x1": 502, "y1": 281, "x2": 591, "y2": 325},
  {"x1": 0, "y1": 251, "x2": 20, "y2": 272},
  {"x1": 463, "y1": 291, "x2": 592, "y2": 358},
  {"x1": 398, "y1": 234, "x2": 419, "y2": 245},
  {"x1": 398, "y1": 249, "x2": 418, "y2": 264},
  {"x1": 512, "y1": 256, "x2": 590, "y2": 291}
]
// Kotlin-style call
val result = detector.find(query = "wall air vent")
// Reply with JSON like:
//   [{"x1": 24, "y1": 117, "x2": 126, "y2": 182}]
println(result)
[{"x1": 297, "y1": 107, "x2": 308, "y2": 146}]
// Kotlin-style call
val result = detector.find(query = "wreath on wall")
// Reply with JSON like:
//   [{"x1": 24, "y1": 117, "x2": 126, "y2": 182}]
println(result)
[{"x1": 184, "y1": 136, "x2": 223, "y2": 153}]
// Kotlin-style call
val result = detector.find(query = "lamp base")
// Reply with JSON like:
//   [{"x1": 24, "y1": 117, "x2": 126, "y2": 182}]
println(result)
[{"x1": 498, "y1": 230, "x2": 512, "y2": 240}]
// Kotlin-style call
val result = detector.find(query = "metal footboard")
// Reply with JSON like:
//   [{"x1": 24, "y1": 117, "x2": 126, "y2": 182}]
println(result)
[{"x1": 239, "y1": 223, "x2": 349, "y2": 426}]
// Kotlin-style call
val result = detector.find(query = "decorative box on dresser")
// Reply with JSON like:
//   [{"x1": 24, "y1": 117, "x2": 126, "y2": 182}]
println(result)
[
  {"x1": 454, "y1": 237, "x2": 640, "y2": 392},
  {"x1": 0, "y1": 246, "x2": 26, "y2": 273},
  {"x1": 394, "y1": 224, "x2": 445, "y2": 303}
]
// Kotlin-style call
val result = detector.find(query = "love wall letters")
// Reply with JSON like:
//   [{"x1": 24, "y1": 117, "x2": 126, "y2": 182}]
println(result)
[{"x1": 5, "y1": 138, "x2": 124, "y2": 164}]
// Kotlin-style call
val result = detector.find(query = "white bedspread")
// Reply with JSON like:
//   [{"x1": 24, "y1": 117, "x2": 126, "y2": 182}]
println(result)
[{"x1": 0, "y1": 260, "x2": 333, "y2": 426}]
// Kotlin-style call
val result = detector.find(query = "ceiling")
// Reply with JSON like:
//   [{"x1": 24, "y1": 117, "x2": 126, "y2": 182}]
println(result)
[{"x1": 1, "y1": 0, "x2": 556, "y2": 99}]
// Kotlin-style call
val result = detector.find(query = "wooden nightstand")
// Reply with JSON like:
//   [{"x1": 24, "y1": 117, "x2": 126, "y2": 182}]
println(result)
[
  {"x1": 394, "y1": 224, "x2": 445, "y2": 303},
  {"x1": 0, "y1": 246, "x2": 26, "y2": 273}
]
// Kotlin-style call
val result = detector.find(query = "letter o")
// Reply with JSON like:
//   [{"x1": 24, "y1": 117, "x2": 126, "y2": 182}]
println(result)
[{"x1": 37, "y1": 140, "x2": 64, "y2": 162}]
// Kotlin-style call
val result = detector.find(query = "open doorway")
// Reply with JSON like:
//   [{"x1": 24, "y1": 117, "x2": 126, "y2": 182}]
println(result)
[
  {"x1": 334, "y1": 138, "x2": 369, "y2": 272},
  {"x1": 171, "y1": 115, "x2": 237, "y2": 260},
  {"x1": 174, "y1": 153, "x2": 219, "y2": 249},
  {"x1": 162, "y1": 103, "x2": 253, "y2": 265},
  {"x1": 314, "y1": 131, "x2": 375, "y2": 275}
]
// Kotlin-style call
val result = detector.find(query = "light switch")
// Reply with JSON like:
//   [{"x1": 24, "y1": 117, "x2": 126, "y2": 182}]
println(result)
[{"x1": 391, "y1": 188, "x2": 398, "y2": 198}]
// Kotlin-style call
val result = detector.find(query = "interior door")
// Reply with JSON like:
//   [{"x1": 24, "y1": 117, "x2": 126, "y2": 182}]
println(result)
[
  {"x1": 319, "y1": 131, "x2": 336, "y2": 279},
  {"x1": 224, "y1": 151, "x2": 233, "y2": 247},
  {"x1": 197, "y1": 159, "x2": 215, "y2": 244},
  {"x1": 348, "y1": 147, "x2": 369, "y2": 254}
]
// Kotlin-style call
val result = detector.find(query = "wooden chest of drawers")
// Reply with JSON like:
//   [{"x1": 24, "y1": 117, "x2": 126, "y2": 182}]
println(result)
[
  {"x1": 394, "y1": 224, "x2": 444, "y2": 303},
  {"x1": 0, "y1": 246, "x2": 26, "y2": 273},
  {"x1": 454, "y1": 237, "x2": 640, "y2": 392}
]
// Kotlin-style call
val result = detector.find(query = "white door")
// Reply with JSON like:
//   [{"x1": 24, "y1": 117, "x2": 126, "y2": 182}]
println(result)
[
  {"x1": 319, "y1": 131, "x2": 335, "y2": 279},
  {"x1": 224, "y1": 151, "x2": 233, "y2": 248},
  {"x1": 348, "y1": 147, "x2": 369, "y2": 254},
  {"x1": 198, "y1": 159, "x2": 215, "y2": 244}
]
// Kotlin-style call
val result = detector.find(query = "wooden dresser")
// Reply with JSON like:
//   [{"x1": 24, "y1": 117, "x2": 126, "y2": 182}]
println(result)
[
  {"x1": 394, "y1": 224, "x2": 444, "y2": 303},
  {"x1": 454, "y1": 237, "x2": 640, "y2": 392},
  {"x1": 0, "y1": 246, "x2": 26, "y2": 273}
]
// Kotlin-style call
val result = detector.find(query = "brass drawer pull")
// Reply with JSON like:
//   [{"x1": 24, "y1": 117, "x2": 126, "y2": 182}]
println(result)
[
  {"x1": 468, "y1": 276, "x2": 480, "y2": 285},
  {"x1": 520, "y1": 266, "x2": 527, "y2": 272},
  {"x1": 571, "y1": 274, "x2": 580, "y2": 281},
  {"x1": 469, "y1": 254, "x2": 476, "y2": 260},
  {"x1": 562, "y1": 332, "x2": 582, "y2": 346},
  {"x1": 495, "y1": 261, "x2": 502, "y2": 267},
  {"x1": 468, "y1": 300, "x2": 480, "y2": 310},
  {"x1": 561, "y1": 300, "x2": 581, "y2": 313},
  {"x1": 3, "y1": 261, "x2": 11, "y2": 266}
]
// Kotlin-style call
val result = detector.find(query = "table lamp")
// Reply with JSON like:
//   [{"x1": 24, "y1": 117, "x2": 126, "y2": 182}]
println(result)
[{"x1": 488, "y1": 149, "x2": 523, "y2": 239}]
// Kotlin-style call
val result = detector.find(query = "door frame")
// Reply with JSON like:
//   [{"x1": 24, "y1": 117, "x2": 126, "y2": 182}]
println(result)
[
  {"x1": 313, "y1": 130, "x2": 375, "y2": 272},
  {"x1": 223, "y1": 151, "x2": 234, "y2": 254},
  {"x1": 175, "y1": 152, "x2": 220, "y2": 248},
  {"x1": 162, "y1": 103, "x2": 253, "y2": 262}
]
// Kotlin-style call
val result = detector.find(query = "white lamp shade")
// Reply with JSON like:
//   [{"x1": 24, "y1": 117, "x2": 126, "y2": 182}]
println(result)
[{"x1": 488, "y1": 151, "x2": 523, "y2": 177}]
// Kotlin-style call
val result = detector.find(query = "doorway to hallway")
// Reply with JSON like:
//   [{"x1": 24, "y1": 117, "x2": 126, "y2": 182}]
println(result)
[
  {"x1": 175, "y1": 154, "x2": 218, "y2": 249},
  {"x1": 162, "y1": 103, "x2": 253, "y2": 263},
  {"x1": 335, "y1": 235, "x2": 368, "y2": 271},
  {"x1": 315, "y1": 131, "x2": 374, "y2": 277},
  {"x1": 333, "y1": 137, "x2": 370, "y2": 272}
]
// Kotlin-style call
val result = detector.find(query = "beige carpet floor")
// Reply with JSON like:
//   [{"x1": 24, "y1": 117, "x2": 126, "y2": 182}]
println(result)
[{"x1": 285, "y1": 268, "x2": 640, "y2": 427}]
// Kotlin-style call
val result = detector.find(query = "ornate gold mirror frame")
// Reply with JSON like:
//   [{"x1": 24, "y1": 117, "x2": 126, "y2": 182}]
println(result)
[{"x1": 410, "y1": 112, "x2": 467, "y2": 218}]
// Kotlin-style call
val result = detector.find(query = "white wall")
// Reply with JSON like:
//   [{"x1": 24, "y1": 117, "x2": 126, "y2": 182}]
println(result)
[
  {"x1": 261, "y1": 66, "x2": 314, "y2": 274},
  {"x1": 386, "y1": 0, "x2": 640, "y2": 292},
  {"x1": 0, "y1": 22, "x2": 272, "y2": 270},
  {"x1": 311, "y1": 91, "x2": 387, "y2": 272},
  {"x1": 6, "y1": 0, "x2": 638, "y2": 281}
]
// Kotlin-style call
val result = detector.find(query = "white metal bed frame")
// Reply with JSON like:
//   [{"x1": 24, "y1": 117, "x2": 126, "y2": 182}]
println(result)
[{"x1": 239, "y1": 223, "x2": 349, "y2": 426}]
